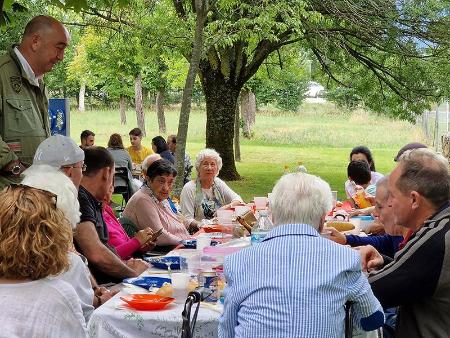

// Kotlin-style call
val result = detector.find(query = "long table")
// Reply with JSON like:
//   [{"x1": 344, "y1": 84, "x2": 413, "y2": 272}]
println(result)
[{"x1": 87, "y1": 269, "x2": 222, "y2": 338}]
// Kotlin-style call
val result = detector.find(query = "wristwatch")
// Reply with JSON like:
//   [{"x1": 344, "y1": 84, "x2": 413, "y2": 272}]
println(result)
[{"x1": 11, "y1": 164, "x2": 21, "y2": 175}]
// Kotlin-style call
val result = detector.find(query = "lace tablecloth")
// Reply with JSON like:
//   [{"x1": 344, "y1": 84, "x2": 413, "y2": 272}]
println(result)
[{"x1": 87, "y1": 283, "x2": 221, "y2": 338}]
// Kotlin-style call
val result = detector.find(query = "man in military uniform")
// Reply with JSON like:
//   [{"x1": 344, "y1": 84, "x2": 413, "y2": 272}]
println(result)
[{"x1": 0, "y1": 15, "x2": 70, "y2": 189}]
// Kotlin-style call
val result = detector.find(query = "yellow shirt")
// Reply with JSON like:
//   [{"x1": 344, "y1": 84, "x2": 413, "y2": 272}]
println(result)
[{"x1": 127, "y1": 145, "x2": 154, "y2": 164}]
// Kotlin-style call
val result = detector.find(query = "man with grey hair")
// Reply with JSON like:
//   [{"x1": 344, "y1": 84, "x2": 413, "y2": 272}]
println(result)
[
  {"x1": 0, "y1": 15, "x2": 70, "y2": 189},
  {"x1": 219, "y1": 173, "x2": 383, "y2": 338},
  {"x1": 360, "y1": 148, "x2": 450, "y2": 337}
]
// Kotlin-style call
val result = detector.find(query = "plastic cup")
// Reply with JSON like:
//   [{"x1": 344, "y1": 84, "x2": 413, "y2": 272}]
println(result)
[
  {"x1": 196, "y1": 235, "x2": 211, "y2": 252},
  {"x1": 217, "y1": 209, "x2": 234, "y2": 226},
  {"x1": 234, "y1": 205, "x2": 250, "y2": 216},
  {"x1": 349, "y1": 218, "x2": 361, "y2": 230},
  {"x1": 331, "y1": 191, "x2": 338, "y2": 208},
  {"x1": 254, "y1": 197, "x2": 268, "y2": 210},
  {"x1": 171, "y1": 272, "x2": 191, "y2": 303}
]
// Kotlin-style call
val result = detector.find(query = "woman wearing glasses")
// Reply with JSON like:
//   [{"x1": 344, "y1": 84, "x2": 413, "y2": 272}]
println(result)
[{"x1": 122, "y1": 158, "x2": 192, "y2": 247}]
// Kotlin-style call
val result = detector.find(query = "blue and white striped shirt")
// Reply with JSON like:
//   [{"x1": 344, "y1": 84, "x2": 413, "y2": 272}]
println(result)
[{"x1": 219, "y1": 223, "x2": 383, "y2": 338}]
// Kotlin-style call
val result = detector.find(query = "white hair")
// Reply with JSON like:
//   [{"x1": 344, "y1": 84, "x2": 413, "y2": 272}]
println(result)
[
  {"x1": 270, "y1": 173, "x2": 332, "y2": 230},
  {"x1": 195, "y1": 148, "x2": 223, "y2": 174},
  {"x1": 22, "y1": 164, "x2": 80, "y2": 229}
]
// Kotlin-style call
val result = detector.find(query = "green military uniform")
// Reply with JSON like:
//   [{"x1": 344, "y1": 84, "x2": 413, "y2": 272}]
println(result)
[{"x1": 0, "y1": 47, "x2": 50, "y2": 189}]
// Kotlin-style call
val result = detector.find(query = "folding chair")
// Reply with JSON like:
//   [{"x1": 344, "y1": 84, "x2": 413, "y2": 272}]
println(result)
[{"x1": 113, "y1": 166, "x2": 133, "y2": 208}]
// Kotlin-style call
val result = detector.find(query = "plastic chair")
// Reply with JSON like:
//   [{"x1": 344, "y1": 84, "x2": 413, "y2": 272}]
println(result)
[
  {"x1": 119, "y1": 216, "x2": 138, "y2": 237},
  {"x1": 114, "y1": 166, "x2": 133, "y2": 207}
]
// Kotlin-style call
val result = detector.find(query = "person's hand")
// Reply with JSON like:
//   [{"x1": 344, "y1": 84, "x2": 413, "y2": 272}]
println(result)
[
  {"x1": 126, "y1": 258, "x2": 149, "y2": 276},
  {"x1": 365, "y1": 195, "x2": 376, "y2": 205},
  {"x1": 324, "y1": 227, "x2": 347, "y2": 245},
  {"x1": 219, "y1": 204, "x2": 231, "y2": 210},
  {"x1": 134, "y1": 228, "x2": 154, "y2": 245},
  {"x1": 354, "y1": 245, "x2": 384, "y2": 272},
  {"x1": 140, "y1": 240, "x2": 156, "y2": 252},
  {"x1": 367, "y1": 220, "x2": 385, "y2": 235},
  {"x1": 94, "y1": 286, "x2": 119, "y2": 307},
  {"x1": 349, "y1": 206, "x2": 375, "y2": 217}
]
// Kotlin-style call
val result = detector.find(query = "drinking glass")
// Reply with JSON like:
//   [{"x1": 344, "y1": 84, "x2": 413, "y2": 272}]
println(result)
[{"x1": 331, "y1": 191, "x2": 338, "y2": 209}]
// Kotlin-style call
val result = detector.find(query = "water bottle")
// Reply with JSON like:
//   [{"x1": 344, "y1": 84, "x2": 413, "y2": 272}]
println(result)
[
  {"x1": 297, "y1": 161, "x2": 307, "y2": 173},
  {"x1": 251, "y1": 210, "x2": 273, "y2": 245}
]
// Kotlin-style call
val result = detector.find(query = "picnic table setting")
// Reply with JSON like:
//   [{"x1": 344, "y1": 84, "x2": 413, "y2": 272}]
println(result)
[
  {"x1": 88, "y1": 199, "x2": 264, "y2": 338},
  {"x1": 88, "y1": 192, "x2": 379, "y2": 338}
]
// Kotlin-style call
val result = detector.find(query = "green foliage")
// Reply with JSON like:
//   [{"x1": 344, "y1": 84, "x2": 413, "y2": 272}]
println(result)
[
  {"x1": 325, "y1": 88, "x2": 361, "y2": 111},
  {"x1": 247, "y1": 46, "x2": 309, "y2": 111}
]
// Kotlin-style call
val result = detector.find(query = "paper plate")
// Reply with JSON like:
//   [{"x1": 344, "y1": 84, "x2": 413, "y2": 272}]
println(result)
[{"x1": 120, "y1": 294, "x2": 174, "y2": 311}]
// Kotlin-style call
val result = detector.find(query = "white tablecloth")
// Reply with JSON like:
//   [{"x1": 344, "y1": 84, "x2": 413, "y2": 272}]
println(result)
[{"x1": 87, "y1": 271, "x2": 222, "y2": 338}]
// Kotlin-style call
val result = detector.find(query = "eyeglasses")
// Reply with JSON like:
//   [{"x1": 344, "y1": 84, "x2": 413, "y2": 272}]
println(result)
[{"x1": 62, "y1": 164, "x2": 87, "y2": 172}]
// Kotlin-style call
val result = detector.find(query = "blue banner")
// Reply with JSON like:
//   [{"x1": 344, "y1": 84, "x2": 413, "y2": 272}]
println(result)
[{"x1": 48, "y1": 98, "x2": 70, "y2": 136}]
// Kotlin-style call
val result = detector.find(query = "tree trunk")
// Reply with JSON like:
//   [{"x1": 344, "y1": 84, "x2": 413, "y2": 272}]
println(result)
[
  {"x1": 200, "y1": 64, "x2": 241, "y2": 180},
  {"x1": 172, "y1": 0, "x2": 209, "y2": 197},
  {"x1": 240, "y1": 88, "x2": 256, "y2": 138},
  {"x1": 134, "y1": 73, "x2": 146, "y2": 136},
  {"x1": 119, "y1": 95, "x2": 126, "y2": 125},
  {"x1": 234, "y1": 100, "x2": 241, "y2": 162},
  {"x1": 78, "y1": 81, "x2": 85, "y2": 112},
  {"x1": 156, "y1": 89, "x2": 166, "y2": 134}
]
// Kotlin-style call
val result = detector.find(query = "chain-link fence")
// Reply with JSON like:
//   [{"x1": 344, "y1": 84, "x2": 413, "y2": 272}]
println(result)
[{"x1": 415, "y1": 101, "x2": 450, "y2": 152}]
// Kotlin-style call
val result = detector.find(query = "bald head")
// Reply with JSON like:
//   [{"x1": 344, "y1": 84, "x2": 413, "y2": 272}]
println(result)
[
  {"x1": 18, "y1": 15, "x2": 69, "y2": 77},
  {"x1": 142, "y1": 154, "x2": 162, "y2": 175},
  {"x1": 23, "y1": 16, "x2": 58, "y2": 37}
]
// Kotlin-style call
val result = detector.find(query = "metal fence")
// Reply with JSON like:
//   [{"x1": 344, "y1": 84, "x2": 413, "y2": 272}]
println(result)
[{"x1": 416, "y1": 101, "x2": 450, "y2": 152}]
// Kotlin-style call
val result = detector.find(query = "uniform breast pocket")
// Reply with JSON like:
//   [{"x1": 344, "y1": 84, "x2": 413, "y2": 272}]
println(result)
[{"x1": 3, "y1": 98, "x2": 36, "y2": 135}]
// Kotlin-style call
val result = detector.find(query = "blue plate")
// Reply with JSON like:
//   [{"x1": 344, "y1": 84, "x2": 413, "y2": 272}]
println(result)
[
  {"x1": 181, "y1": 239, "x2": 219, "y2": 249},
  {"x1": 144, "y1": 256, "x2": 186, "y2": 270},
  {"x1": 123, "y1": 276, "x2": 171, "y2": 289}
]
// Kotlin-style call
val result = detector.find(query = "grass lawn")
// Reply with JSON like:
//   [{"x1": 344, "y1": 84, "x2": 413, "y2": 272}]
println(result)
[{"x1": 70, "y1": 102, "x2": 426, "y2": 201}]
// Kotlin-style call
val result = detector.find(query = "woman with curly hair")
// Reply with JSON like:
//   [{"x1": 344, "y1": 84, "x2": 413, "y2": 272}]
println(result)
[{"x1": 0, "y1": 185, "x2": 87, "y2": 337}]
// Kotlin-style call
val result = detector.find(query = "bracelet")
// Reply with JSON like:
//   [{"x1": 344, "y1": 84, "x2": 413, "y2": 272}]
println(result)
[{"x1": 96, "y1": 294, "x2": 102, "y2": 307}]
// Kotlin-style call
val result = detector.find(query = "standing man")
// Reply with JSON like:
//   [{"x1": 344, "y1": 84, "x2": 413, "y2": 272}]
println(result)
[
  {"x1": 360, "y1": 148, "x2": 450, "y2": 337},
  {"x1": 0, "y1": 15, "x2": 70, "y2": 189}
]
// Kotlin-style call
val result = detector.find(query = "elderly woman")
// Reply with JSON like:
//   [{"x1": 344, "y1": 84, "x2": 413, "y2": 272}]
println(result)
[
  {"x1": 0, "y1": 185, "x2": 87, "y2": 337},
  {"x1": 180, "y1": 148, "x2": 243, "y2": 227},
  {"x1": 122, "y1": 158, "x2": 192, "y2": 246}
]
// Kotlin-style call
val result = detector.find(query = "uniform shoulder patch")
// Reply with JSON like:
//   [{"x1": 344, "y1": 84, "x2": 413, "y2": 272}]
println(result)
[{"x1": 10, "y1": 76, "x2": 22, "y2": 93}]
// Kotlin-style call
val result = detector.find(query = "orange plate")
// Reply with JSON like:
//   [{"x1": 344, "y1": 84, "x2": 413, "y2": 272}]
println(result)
[
  {"x1": 120, "y1": 294, "x2": 175, "y2": 311},
  {"x1": 203, "y1": 225, "x2": 223, "y2": 233}
]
